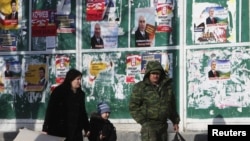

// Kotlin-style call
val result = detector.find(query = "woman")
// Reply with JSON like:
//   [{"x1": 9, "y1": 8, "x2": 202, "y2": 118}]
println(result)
[{"x1": 42, "y1": 69, "x2": 90, "y2": 141}]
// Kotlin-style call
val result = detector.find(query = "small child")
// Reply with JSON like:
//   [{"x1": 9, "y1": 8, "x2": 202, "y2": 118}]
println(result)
[{"x1": 88, "y1": 101, "x2": 117, "y2": 141}]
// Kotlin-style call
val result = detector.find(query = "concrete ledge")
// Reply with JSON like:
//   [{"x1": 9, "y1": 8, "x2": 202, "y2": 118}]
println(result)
[{"x1": 0, "y1": 131, "x2": 207, "y2": 141}]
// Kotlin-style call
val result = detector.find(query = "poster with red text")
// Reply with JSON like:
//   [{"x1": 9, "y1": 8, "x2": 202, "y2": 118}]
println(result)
[
  {"x1": 86, "y1": 0, "x2": 107, "y2": 21},
  {"x1": 55, "y1": 54, "x2": 70, "y2": 84},
  {"x1": 0, "y1": 0, "x2": 19, "y2": 29},
  {"x1": 156, "y1": 2, "x2": 174, "y2": 32},
  {"x1": 126, "y1": 55, "x2": 141, "y2": 83},
  {"x1": 32, "y1": 10, "x2": 57, "y2": 37}
]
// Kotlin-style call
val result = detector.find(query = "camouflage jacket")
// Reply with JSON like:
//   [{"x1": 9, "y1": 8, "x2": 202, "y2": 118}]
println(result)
[{"x1": 129, "y1": 61, "x2": 180, "y2": 125}]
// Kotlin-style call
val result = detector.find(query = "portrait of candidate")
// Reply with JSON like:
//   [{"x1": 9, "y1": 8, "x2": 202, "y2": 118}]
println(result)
[
  {"x1": 6, "y1": 0, "x2": 18, "y2": 20},
  {"x1": 4, "y1": 63, "x2": 13, "y2": 77},
  {"x1": 135, "y1": 15, "x2": 151, "y2": 47},
  {"x1": 208, "y1": 60, "x2": 220, "y2": 78},
  {"x1": 206, "y1": 7, "x2": 218, "y2": 24},
  {"x1": 161, "y1": 6, "x2": 167, "y2": 16},
  {"x1": 38, "y1": 66, "x2": 47, "y2": 88},
  {"x1": 91, "y1": 23, "x2": 104, "y2": 49}
]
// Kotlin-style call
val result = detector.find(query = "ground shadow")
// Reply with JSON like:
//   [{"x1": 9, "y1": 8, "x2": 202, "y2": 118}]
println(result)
[{"x1": 194, "y1": 114, "x2": 225, "y2": 141}]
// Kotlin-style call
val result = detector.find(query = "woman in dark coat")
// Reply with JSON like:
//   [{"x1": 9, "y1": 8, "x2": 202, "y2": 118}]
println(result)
[
  {"x1": 42, "y1": 69, "x2": 90, "y2": 141},
  {"x1": 88, "y1": 102, "x2": 117, "y2": 141}
]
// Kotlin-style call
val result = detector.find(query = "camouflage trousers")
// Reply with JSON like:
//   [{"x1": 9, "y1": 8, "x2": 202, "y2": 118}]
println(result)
[{"x1": 140, "y1": 122, "x2": 168, "y2": 141}]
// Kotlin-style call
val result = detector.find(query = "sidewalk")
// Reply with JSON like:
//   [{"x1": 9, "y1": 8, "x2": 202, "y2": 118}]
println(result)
[{"x1": 0, "y1": 131, "x2": 207, "y2": 141}]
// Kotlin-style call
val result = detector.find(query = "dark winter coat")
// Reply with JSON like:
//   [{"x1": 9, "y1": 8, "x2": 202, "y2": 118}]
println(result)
[
  {"x1": 208, "y1": 70, "x2": 220, "y2": 78},
  {"x1": 42, "y1": 84, "x2": 90, "y2": 141},
  {"x1": 91, "y1": 35, "x2": 104, "y2": 49},
  {"x1": 129, "y1": 61, "x2": 180, "y2": 125},
  {"x1": 135, "y1": 28, "x2": 151, "y2": 47},
  {"x1": 88, "y1": 112, "x2": 117, "y2": 141}
]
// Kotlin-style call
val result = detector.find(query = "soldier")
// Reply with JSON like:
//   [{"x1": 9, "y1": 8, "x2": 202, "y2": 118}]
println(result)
[{"x1": 129, "y1": 60, "x2": 180, "y2": 141}]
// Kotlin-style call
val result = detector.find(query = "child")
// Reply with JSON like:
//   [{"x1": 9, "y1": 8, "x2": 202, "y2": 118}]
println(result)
[{"x1": 88, "y1": 101, "x2": 117, "y2": 141}]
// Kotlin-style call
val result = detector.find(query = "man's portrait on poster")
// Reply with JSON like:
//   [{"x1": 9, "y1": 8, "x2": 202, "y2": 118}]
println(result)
[
  {"x1": 135, "y1": 15, "x2": 151, "y2": 47},
  {"x1": 6, "y1": 0, "x2": 18, "y2": 20},
  {"x1": 4, "y1": 63, "x2": 13, "y2": 77},
  {"x1": 206, "y1": 7, "x2": 217, "y2": 25},
  {"x1": 208, "y1": 60, "x2": 220, "y2": 79},
  {"x1": 91, "y1": 23, "x2": 104, "y2": 49}
]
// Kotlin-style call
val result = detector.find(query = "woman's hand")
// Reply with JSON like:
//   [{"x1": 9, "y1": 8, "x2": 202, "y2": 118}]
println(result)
[
  {"x1": 84, "y1": 131, "x2": 90, "y2": 137},
  {"x1": 99, "y1": 134, "x2": 106, "y2": 140}
]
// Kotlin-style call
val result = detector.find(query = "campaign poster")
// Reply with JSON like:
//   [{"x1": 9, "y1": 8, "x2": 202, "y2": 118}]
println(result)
[
  {"x1": 141, "y1": 53, "x2": 162, "y2": 73},
  {"x1": 0, "y1": 55, "x2": 21, "y2": 92},
  {"x1": 0, "y1": 32, "x2": 17, "y2": 51},
  {"x1": 24, "y1": 64, "x2": 48, "y2": 92},
  {"x1": 207, "y1": 59, "x2": 230, "y2": 80},
  {"x1": 162, "y1": 52, "x2": 173, "y2": 78},
  {"x1": 155, "y1": 1, "x2": 174, "y2": 32},
  {"x1": 55, "y1": 54, "x2": 70, "y2": 84},
  {"x1": 193, "y1": 4, "x2": 231, "y2": 44},
  {"x1": 134, "y1": 8, "x2": 155, "y2": 47},
  {"x1": 31, "y1": 0, "x2": 58, "y2": 50},
  {"x1": 31, "y1": 10, "x2": 57, "y2": 50},
  {"x1": 0, "y1": 0, "x2": 19, "y2": 29},
  {"x1": 126, "y1": 55, "x2": 141, "y2": 83},
  {"x1": 56, "y1": 0, "x2": 75, "y2": 33},
  {"x1": 141, "y1": 52, "x2": 173, "y2": 78},
  {"x1": 90, "y1": 22, "x2": 118, "y2": 49},
  {"x1": 3, "y1": 56, "x2": 21, "y2": 79},
  {"x1": 86, "y1": 0, "x2": 106, "y2": 21},
  {"x1": 87, "y1": 60, "x2": 113, "y2": 85},
  {"x1": 32, "y1": 10, "x2": 57, "y2": 37}
]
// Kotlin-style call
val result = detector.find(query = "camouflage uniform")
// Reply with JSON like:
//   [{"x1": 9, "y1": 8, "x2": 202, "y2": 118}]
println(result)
[{"x1": 129, "y1": 61, "x2": 180, "y2": 141}]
